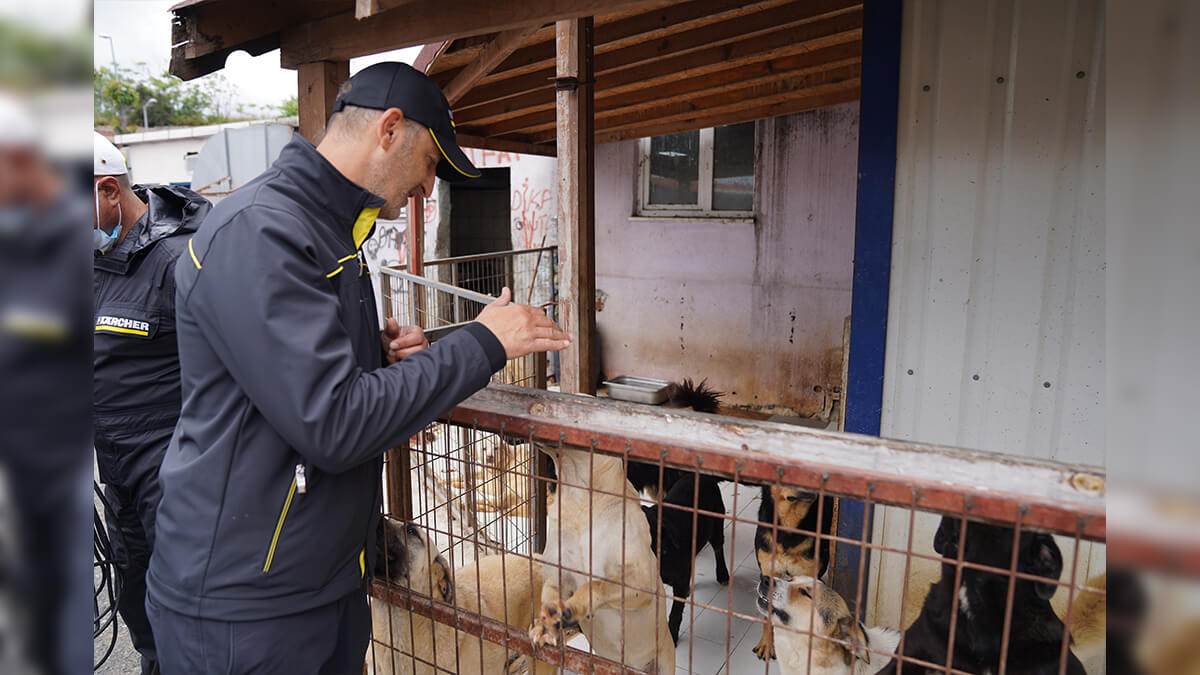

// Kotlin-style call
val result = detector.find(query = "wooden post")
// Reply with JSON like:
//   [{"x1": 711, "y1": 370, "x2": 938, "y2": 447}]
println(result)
[
  {"x1": 555, "y1": 18, "x2": 596, "y2": 395},
  {"x1": 407, "y1": 195, "x2": 425, "y2": 327},
  {"x1": 297, "y1": 60, "x2": 348, "y2": 144}
]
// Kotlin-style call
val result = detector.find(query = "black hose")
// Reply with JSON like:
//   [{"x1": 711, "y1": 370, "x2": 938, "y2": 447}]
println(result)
[{"x1": 93, "y1": 482, "x2": 125, "y2": 671}]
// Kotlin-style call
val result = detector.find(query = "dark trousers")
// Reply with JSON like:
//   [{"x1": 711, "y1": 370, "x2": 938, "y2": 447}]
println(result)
[
  {"x1": 146, "y1": 590, "x2": 371, "y2": 675},
  {"x1": 95, "y1": 419, "x2": 173, "y2": 674}
]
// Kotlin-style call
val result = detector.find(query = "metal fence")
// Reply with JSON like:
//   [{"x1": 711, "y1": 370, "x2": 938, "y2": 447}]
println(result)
[
  {"x1": 389, "y1": 246, "x2": 559, "y2": 317},
  {"x1": 366, "y1": 385, "x2": 1117, "y2": 675}
]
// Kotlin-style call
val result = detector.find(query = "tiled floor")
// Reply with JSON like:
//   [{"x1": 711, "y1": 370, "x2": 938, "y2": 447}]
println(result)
[{"x1": 561, "y1": 482, "x2": 785, "y2": 675}]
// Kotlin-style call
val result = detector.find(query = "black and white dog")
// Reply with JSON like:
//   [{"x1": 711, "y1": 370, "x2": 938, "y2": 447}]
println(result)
[{"x1": 879, "y1": 516, "x2": 1086, "y2": 675}]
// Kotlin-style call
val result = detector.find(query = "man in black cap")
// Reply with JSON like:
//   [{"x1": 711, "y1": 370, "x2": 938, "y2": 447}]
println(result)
[{"x1": 145, "y1": 62, "x2": 570, "y2": 673}]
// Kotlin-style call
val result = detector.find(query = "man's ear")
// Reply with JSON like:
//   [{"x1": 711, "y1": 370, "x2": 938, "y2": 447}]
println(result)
[
  {"x1": 376, "y1": 107, "x2": 407, "y2": 150},
  {"x1": 1022, "y1": 533, "x2": 1063, "y2": 600},
  {"x1": 95, "y1": 176, "x2": 121, "y2": 202}
]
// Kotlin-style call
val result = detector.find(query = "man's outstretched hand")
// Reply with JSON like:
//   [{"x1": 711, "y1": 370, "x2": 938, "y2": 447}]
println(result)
[
  {"x1": 382, "y1": 318, "x2": 429, "y2": 364},
  {"x1": 474, "y1": 287, "x2": 571, "y2": 359}
]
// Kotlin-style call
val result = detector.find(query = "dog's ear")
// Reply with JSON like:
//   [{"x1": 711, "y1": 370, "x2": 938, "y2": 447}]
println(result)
[
  {"x1": 833, "y1": 615, "x2": 871, "y2": 666},
  {"x1": 432, "y1": 554, "x2": 454, "y2": 604},
  {"x1": 1022, "y1": 533, "x2": 1063, "y2": 600},
  {"x1": 373, "y1": 518, "x2": 406, "y2": 582},
  {"x1": 933, "y1": 516, "x2": 961, "y2": 558}
]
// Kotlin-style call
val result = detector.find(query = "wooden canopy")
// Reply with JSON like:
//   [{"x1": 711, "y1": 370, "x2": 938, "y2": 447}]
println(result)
[
  {"x1": 169, "y1": 0, "x2": 862, "y2": 155},
  {"x1": 168, "y1": 0, "x2": 863, "y2": 393}
]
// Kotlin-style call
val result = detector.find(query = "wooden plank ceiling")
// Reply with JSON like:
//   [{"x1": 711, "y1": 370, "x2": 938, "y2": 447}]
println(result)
[
  {"x1": 426, "y1": 0, "x2": 862, "y2": 151},
  {"x1": 170, "y1": 0, "x2": 862, "y2": 152}
]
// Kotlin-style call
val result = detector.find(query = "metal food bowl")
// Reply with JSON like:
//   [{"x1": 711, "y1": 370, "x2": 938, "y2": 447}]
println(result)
[{"x1": 603, "y1": 375, "x2": 672, "y2": 405}]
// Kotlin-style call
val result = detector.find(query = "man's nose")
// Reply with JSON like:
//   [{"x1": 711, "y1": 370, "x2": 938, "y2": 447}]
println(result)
[{"x1": 421, "y1": 172, "x2": 435, "y2": 199}]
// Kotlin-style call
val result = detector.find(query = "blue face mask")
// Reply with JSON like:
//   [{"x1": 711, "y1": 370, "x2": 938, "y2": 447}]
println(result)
[
  {"x1": 93, "y1": 183, "x2": 123, "y2": 254},
  {"x1": 93, "y1": 225, "x2": 120, "y2": 254}
]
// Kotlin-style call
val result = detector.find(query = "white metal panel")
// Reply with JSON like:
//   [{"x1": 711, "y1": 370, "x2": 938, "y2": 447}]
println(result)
[{"x1": 866, "y1": 0, "x2": 1106, "y2": 638}]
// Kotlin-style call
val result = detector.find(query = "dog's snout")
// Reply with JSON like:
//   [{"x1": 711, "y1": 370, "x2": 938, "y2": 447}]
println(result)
[{"x1": 757, "y1": 575, "x2": 772, "y2": 598}]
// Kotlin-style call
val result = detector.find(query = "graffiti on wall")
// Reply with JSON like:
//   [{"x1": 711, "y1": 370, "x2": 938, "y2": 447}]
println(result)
[
  {"x1": 512, "y1": 177, "x2": 553, "y2": 250},
  {"x1": 466, "y1": 148, "x2": 521, "y2": 168}
]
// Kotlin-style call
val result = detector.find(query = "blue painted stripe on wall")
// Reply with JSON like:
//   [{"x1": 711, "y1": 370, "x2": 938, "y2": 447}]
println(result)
[{"x1": 836, "y1": 0, "x2": 903, "y2": 617}]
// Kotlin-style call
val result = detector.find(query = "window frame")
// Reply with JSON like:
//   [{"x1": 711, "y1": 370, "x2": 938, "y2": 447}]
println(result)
[{"x1": 636, "y1": 122, "x2": 757, "y2": 219}]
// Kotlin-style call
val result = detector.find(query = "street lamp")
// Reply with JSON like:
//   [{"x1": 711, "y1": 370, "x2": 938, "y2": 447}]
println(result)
[
  {"x1": 97, "y1": 34, "x2": 117, "y2": 71},
  {"x1": 142, "y1": 98, "x2": 158, "y2": 129}
]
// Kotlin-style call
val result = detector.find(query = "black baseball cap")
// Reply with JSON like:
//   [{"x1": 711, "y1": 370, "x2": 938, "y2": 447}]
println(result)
[{"x1": 333, "y1": 62, "x2": 481, "y2": 182}]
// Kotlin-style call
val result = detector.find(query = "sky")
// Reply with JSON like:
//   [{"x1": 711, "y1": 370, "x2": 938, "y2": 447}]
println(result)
[{"x1": 93, "y1": 0, "x2": 421, "y2": 113}]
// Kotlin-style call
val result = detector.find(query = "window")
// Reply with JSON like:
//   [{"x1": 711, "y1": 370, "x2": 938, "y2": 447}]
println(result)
[{"x1": 637, "y1": 121, "x2": 756, "y2": 218}]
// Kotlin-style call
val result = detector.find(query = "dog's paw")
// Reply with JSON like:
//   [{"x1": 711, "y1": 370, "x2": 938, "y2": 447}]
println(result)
[
  {"x1": 504, "y1": 650, "x2": 529, "y2": 675},
  {"x1": 752, "y1": 635, "x2": 775, "y2": 661},
  {"x1": 529, "y1": 621, "x2": 558, "y2": 648},
  {"x1": 539, "y1": 601, "x2": 579, "y2": 631}
]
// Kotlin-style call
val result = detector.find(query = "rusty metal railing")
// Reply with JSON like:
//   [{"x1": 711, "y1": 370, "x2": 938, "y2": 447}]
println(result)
[{"x1": 364, "y1": 386, "x2": 1131, "y2": 675}]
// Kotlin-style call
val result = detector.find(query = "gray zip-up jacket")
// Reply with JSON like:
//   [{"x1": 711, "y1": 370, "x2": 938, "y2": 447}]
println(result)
[{"x1": 146, "y1": 135, "x2": 505, "y2": 620}]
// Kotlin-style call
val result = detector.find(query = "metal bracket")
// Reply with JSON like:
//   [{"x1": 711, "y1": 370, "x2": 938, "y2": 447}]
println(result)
[{"x1": 554, "y1": 77, "x2": 579, "y2": 92}]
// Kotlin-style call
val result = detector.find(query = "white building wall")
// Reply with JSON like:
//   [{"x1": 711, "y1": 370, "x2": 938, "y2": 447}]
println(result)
[
  {"x1": 120, "y1": 137, "x2": 206, "y2": 185},
  {"x1": 865, "y1": 0, "x2": 1106, "y2": 637}
]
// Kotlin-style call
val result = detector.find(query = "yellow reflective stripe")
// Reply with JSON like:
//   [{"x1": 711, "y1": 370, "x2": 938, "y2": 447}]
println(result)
[
  {"x1": 263, "y1": 475, "x2": 298, "y2": 573},
  {"x1": 325, "y1": 265, "x2": 344, "y2": 278},
  {"x1": 337, "y1": 253, "x2": 358, "y2": 263},
  {"x1": 428, "y1": 128, "x2": 480, "y2": 178},
  {"x1": 188, "y1": 238, "x2": 202, "y2": 269},
  {"x1": 352, "y1": 207, "x2": 380, "y2": 249},
  {"x1": 359, "y1": 548, "x2": 365, "y2": 577},
  {"x1": 95, "y1": 325, "x2": 149, "y2": 337}
]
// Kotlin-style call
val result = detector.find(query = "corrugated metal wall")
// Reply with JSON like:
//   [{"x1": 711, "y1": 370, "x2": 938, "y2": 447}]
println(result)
[{"x1": 866, "y1": 0, "x2": 1106, "y2": 636}]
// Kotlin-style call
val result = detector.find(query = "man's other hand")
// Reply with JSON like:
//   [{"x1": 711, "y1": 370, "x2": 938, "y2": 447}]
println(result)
[
  {"x1": 474, "y1": 287, "x2": 571, "y2": 359},
  {"x1": 382, "y1": 319, "x2": 429, "y2": 364}
]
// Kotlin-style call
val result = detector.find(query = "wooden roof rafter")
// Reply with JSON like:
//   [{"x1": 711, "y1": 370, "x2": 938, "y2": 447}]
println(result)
[{"x1": 168, "y1": 0, "x2": 864, "y2": 154}]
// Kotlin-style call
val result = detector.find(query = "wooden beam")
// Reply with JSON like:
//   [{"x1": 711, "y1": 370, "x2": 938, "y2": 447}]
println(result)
[
  {"x1": 171, "y1": 0, "x2": 343, "y2": 61},
  {"x1": 356, "y1": 0, "x2": 421, "y2": 19},
  {"x1": 555, "y1": 18, "x2": 596, "y2": 395},
  {"x1": 454, "y1": 133, "x2": 556, "y2": 157},
  {"x1": 479, "y1": 51, "x2": 861, "y2": 137},
  {"x1": 450, "y1": 5, "x2": 862, "y2": 113},
  {"x1": 443, "y1": 24, "x2": 544, "y2": 104},
  {"x1": 430, "y1": 0, "x2": 799, "y2": 88},
  {"x1": 591, "y1": 80, "x2": 860, "y2": 144},
  {"x1": 462, "y1": 40, "x2": 861, "y2": 129},
  {"x1": 280, "y1": 0, "x2": 676, "y2": 69},
  {"x1": 449, "y1": 385, "x2": 1107, "y2": 538},
  {"x1": 413, "y1": 41, "x2": 448, "y2": 73},
  {"x1": 297, "y1": 60, "x2": 348, "y2": 144},
  {"x1": 515, "y1": 62, "x2": 861, "y2": 140}
]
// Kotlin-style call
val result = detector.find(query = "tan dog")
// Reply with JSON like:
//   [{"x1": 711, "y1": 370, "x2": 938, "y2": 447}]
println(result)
[
  {"x1": 758, "y1": 575, "x2": 900, "y2": 675},
  {"x1": 369, "y1": 519, "x2": 555, "y2": 674},
  {"x1": 530, "y1": 443, "x2": 676, "y2": 673}
]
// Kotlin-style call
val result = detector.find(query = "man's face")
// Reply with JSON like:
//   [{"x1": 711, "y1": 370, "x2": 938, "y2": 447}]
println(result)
[{"x1": 366, "y1": 119, "x2": 440, "y2": 220}]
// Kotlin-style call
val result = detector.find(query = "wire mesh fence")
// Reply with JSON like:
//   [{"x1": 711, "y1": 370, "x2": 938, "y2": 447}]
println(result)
[
  {"x1": 367, "y1": 385, "x2": 1116, "y2": 675},
  {"x1": 381, "y1": 247, "x2": 557, "y2": 389}
]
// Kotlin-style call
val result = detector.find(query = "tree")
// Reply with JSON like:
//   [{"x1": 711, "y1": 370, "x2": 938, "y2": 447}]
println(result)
[
  {"x1": 93, "y1": 66, "x2": 258, "y2": 133},
  {"x1": 278, "y1": 96, "x2": 299, "y2": 118}
]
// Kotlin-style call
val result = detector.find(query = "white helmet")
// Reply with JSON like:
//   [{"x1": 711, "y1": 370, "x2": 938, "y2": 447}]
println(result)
[{"x1": 93, "y1": 131, "x2": 129, "y2": 176}]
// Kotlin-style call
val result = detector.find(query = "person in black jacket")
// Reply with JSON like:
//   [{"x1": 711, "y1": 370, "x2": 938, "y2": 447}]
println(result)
[
  {"x1": 145, "y1": 62, "x2": 570, "y2": 674},
  {"x1": 92, "y1": 131, "x2": 213, "y2": 675}
]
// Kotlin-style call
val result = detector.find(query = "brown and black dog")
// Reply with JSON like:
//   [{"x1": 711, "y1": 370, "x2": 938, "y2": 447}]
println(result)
[{"x1": 753, "y1": 485, "x2": 836, "y2": 660}]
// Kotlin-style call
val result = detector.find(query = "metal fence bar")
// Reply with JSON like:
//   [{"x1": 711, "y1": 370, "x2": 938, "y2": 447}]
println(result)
[{"x1": 449, "y1": 386, "x2": 1105, "y2": 539}]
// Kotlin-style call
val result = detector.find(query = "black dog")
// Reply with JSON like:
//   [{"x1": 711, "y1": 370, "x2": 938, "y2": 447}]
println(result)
[
  {"x1": 752, "y1": 485, "x2": 836, "y2": 659},
  {"x1": 878, "y1": 516, "x2": 1085, "y2": 675},
  {"x1": 624, "y1": 378, "x2": 723, "y2": 497},
  {"x1": 642, "y1": 473, "x2": 730, "y2": 643}
]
